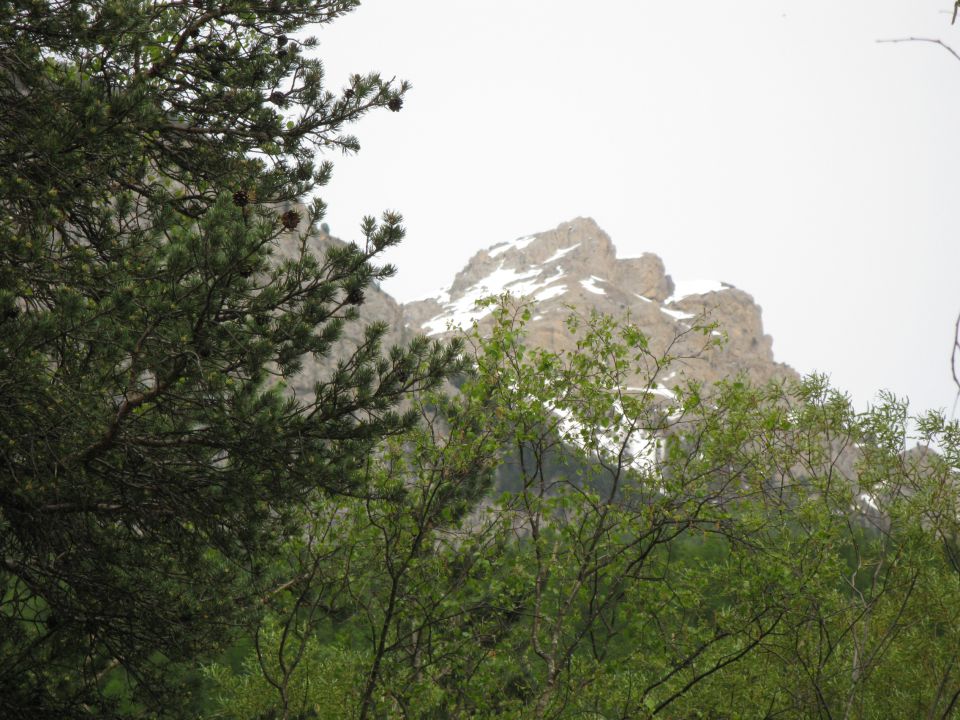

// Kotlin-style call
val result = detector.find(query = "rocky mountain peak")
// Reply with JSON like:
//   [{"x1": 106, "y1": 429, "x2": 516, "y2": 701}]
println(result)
[
  {"x1": 403, "y1": 218, "x2": 796, "y2": 389},
  {"x1": 278, "y1": 214, "x2": 796, "y2": 396},
  {"x1": 472, "y1": 216, "x2": 613, "y2": 270},
  {"x1": 443, "y1": 217, "x2": 672, "y2": 303}
]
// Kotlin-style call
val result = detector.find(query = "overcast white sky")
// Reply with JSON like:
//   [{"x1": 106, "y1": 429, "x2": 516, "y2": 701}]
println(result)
[{"x1": 310, "y1": 1, "x2": 960, "y2": 419}]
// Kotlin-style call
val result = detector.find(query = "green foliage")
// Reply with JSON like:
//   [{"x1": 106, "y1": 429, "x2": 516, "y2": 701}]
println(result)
[
  {"x1": 206, "y1": 297, "x2": 960, "y2": 719},
  {"x1": 5, "y1": 3, "x2": 959, "y2": 714},
  {"x1": 204, "y1": 622, "x2": 367, "y2": 720},
  {"x1": 0, "y1": 2, "x2": 455, "y2": 717}
]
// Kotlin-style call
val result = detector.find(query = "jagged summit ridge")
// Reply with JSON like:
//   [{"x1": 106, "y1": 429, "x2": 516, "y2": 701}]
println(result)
[
  {"x1": 285, "y1": 216, "x2": 795, "y2": 391},
  {"x1": 403, "y1": 217, "x2": 795, "y2": 388},
  {"x1": 407, "y1": 218, "x2": 673, "y2": 334},
  {"x1": 445, "y1": 217, "x2": 671, "y2": 301}
]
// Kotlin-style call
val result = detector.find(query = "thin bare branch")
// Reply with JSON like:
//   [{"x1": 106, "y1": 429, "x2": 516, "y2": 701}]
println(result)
[{"x1": 876, "y1": 37, "x2": 960, "y2": 64}]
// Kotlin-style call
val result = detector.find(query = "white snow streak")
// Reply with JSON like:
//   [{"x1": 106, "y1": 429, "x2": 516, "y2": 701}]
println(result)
[
  {"x1": 542, "y1": 243, "x2": 580, "y2": 264},
  {"x1": 856, "y1": 492, "x2": 879, "y2": 512},
  {"x1": 549, "y1": 404, "x2": 657, "y2": 471},
  {"x1": 660, "y1": 307, "x2": 696, "y2": 321},
  {"x1": 626, "y1": 385, "x2": 675, "y2": 400},
  {"x1": 423, "y1": 263, "x2": 568, "y2": 335},
  {"x1": 580, "y1": 276, "x2": 606, "y2": 295},
  {"x1": 666, "y1": 279, "x2": 728, "y2": 304},
  {"x1": 488, "y1": 234, "x2": 537, "y2": 258},
  {"x1": 534, "y1": 284, "x2": 567, "y2": 302}
]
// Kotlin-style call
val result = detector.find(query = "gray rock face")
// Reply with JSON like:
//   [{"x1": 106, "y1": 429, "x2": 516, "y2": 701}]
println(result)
[
  {"x1": 281, "y1": 215, "x2": 795, "y2": 397},
  {"x1": 403, "y1": 217, "x2": 796, "y2": 389},
  {"x1": 279, "y1": 215, "x2": 933, "y2": 524},
  {"x1": 271, "y1": 207, "x2": 412, "y2": 399}
]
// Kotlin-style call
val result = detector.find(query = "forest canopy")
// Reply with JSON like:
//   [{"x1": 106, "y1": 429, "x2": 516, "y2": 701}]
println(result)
[{"x1": 2, "y1": 2, "x2": 959, "y2": 719}]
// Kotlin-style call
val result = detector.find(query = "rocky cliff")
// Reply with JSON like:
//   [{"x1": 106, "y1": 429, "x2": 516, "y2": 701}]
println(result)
[
  {"x1": 403, "y1": 217, "x2": 796, "y2": 389},
  {"x1": 279, "y1": 216, "x2": 911, "y2": 525},
  {"x1": 273, "y1": 206, "x2": 413, "y2": 399},
  {"x1": 281, "y1": 215, "x2": 796, "y2": 394}
]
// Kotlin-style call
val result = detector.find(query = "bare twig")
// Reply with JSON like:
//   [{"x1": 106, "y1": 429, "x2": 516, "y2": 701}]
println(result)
[
  {"x1": 879, "y1": 34, "x2": 960, "y2": 413},
  {"x1": 952, "y1": 313, "x2": 960, "y2": 389},
  {"x1": 952, "y1": 312, "x2": 960, "y2": 418},
  {"x1": 876, "y1": 37, "x2": 960, "y2": 64}
]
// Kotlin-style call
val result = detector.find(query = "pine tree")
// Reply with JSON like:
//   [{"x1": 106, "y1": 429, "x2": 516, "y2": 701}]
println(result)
[{"x1": 0, "y1": 1, "x2": 457, "y2": 716}]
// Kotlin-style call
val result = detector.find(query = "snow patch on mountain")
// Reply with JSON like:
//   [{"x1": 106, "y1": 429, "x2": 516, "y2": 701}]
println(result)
[
  {"x1": 543, "y1": 243, "x2": 580, "y2": 264},
  {"x1": 488, "y1": 234, "x2": 536, "y2": 258},
  {"x1": 580, "y1": 276, "x2": 606, "y2": 295},
  {"x1": 422, "y1": 263, "x2": 568, "y2": 335},
  {"x1": 666, "y1": 279, "x2": 730, "y2": 304},
  {"x1": 535, "y1": 284, "x2": 568, "y2": 303},
  {"x1": 660, "y1": 307, "x2": 696, "y2": 322},
  {"x1": 627, "y1": 385, "x2": 675, "y2": 400},
  {"x1": 399, "y1": 216, "x2": 795, "y2": 392},
  {"x1": 550, "y1": 403, "x2": 658, "y2": 472}
]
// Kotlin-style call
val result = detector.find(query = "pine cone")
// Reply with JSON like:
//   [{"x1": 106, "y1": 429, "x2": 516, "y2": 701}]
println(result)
[
  {"x1": 276, "y1": 34, "x2": 288, "y2": 47},
  {"x1": 387, "y1": 96, "x2": 403, "y2": 112},
  {"x1": 279, "y1": 209, "x2": 301, "y2": 231},
  {"x1": 345, "y1": 286, "x2": 365, "y2": 306},
  {"x1": 344, "y1": 88, "x2": 355, "y2": 100},
  {"x1": 232, "y1": 190, "x2": 249, "y2": 207}
]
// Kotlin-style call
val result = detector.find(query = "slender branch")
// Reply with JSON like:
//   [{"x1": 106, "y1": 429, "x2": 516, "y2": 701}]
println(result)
[
  {"x1": 942, "y1": 685, "x2": 960, "y2": 720},
  {"x1": 952, "y1": 311, "x2": 960, "y2": 400},
  {"x1": 877, "y1": 36, "x2": 960, "y2": 412},
  {"x1": 650, "y1": 613, "x2": 785, "y2": 716},
  {"x1": 876, "y1": 37, "x2": 960, "y2": 64}
]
